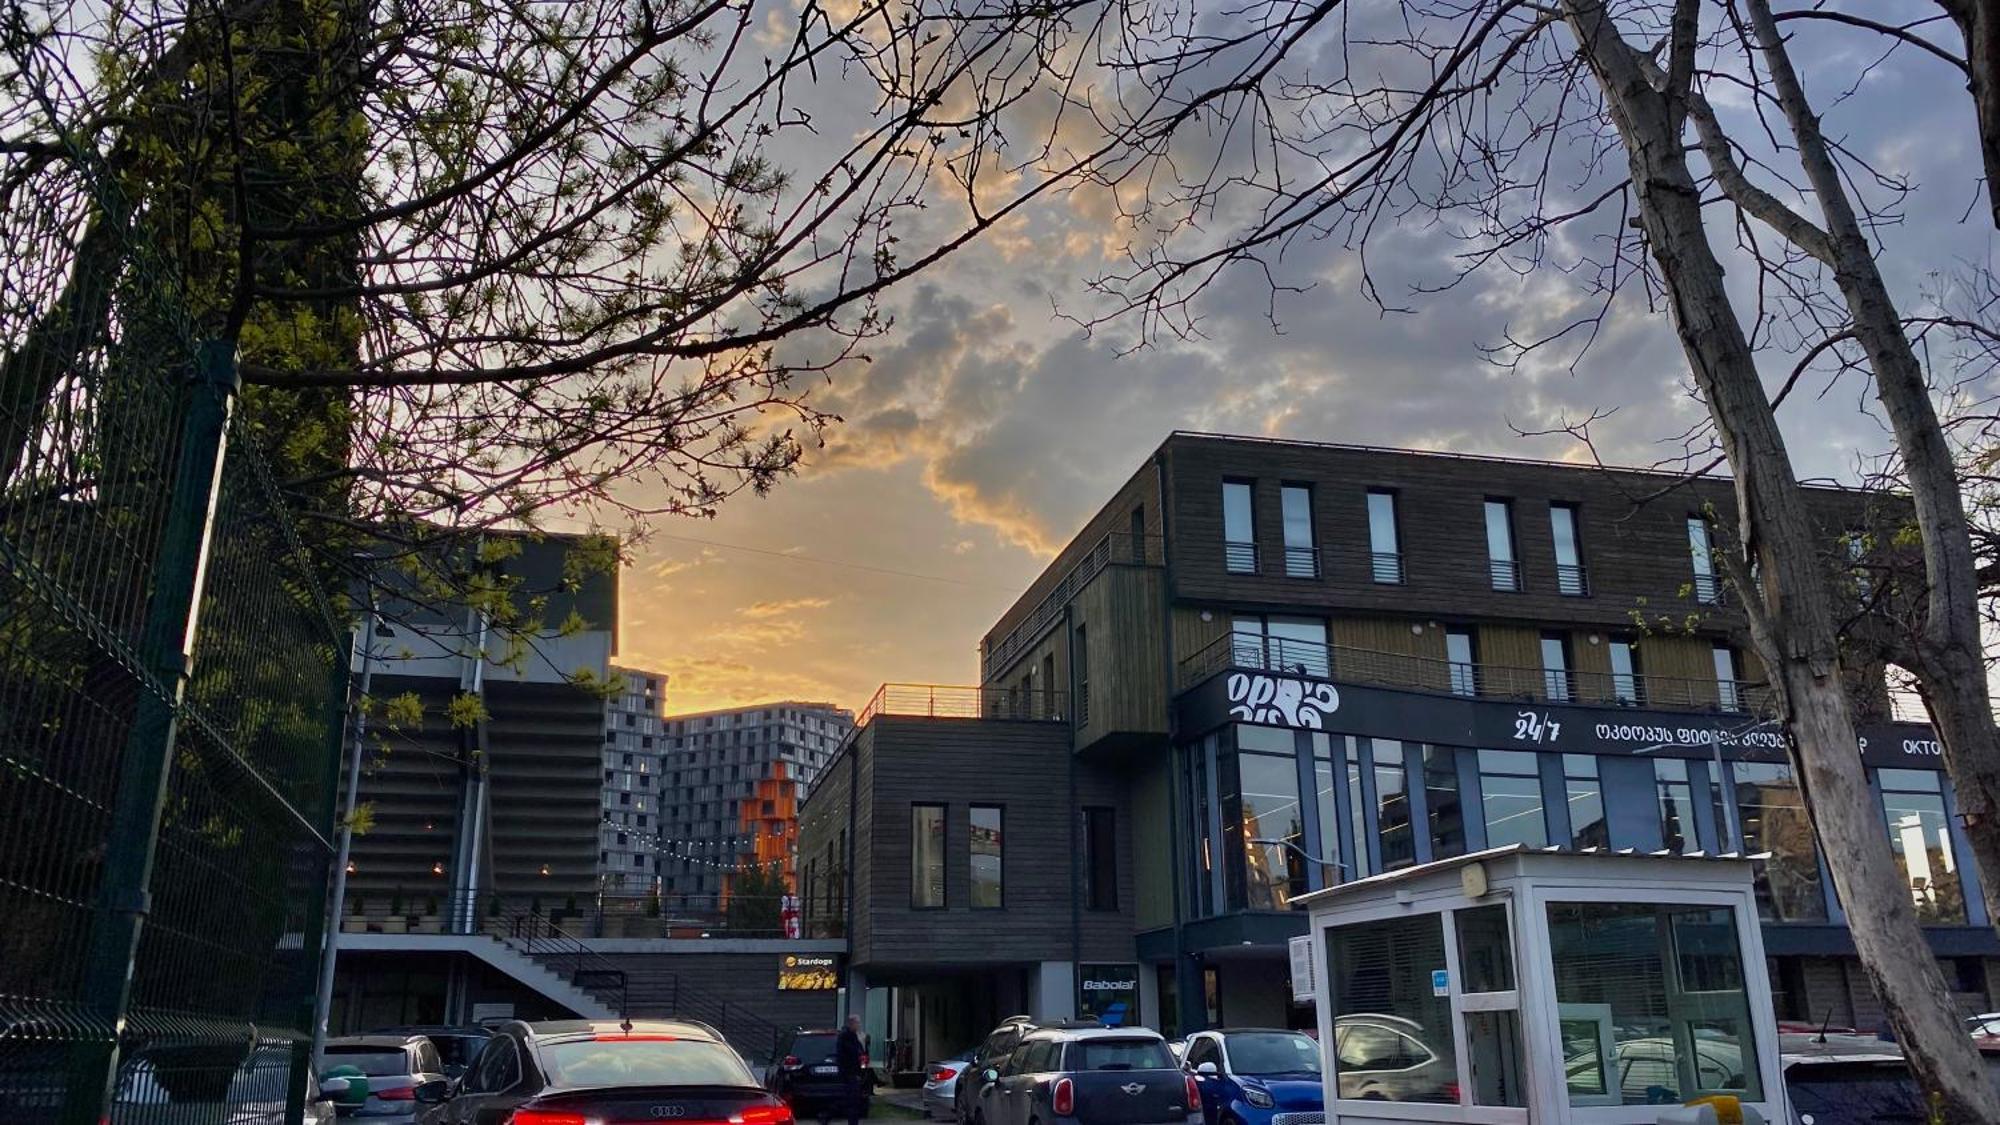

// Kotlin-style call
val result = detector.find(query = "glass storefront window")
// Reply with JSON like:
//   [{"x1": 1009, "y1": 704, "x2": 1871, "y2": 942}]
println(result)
[
  {"x1": 1656, "y1": 759, "x2": 1699, "y2": 855},
  {"x1": 1347, "y1": 737, "x2": 1372, "y2": 878},
  {"x1": 1325, "y1": 913, "x2": 1458, "y2": 1104},
  {"x1": 911, "y1": 804, "x2": 944, "y2": 908},
  {"x1": 1880, "y1": 769, "x2": 1965, "y2": 925},
  {"x1": 1238, "y1": 743, "x2": 1306, "y2": 909},
  {"x1": 1564, "y1": 754, "x2": 1607, "y2": 848},
  {"x1": 1375, "y1": 741, "x2": 1416, "y2": 871},
  {"x1": 1731, "y1": 762, "x2": 1827, "y2": 923},
  {"x1": 1478, "y1": 750, "x2": 1548, "y2": 849},
  {"x1": 1548, "y1": 901, "x2": 1761, "y2": 1106},
  {"x1": 1313, "y1": 734, "x2": 1344, "y2": 885},
  {"x1": 1425, "y1": 746, "x2": 1465, "y2": 860}
]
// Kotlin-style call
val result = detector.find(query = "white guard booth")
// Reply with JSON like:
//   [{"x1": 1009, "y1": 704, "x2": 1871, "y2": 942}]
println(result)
[{"x1": 1300, "y1": 847, "x2": 1785, "y2": 1125}]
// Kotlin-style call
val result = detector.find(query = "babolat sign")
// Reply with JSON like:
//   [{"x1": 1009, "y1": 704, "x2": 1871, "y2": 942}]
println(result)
[
  {"x1": 1184, "y1": 670, "x2": 1945, "y2": 769},
  {"x1": 1077, "y1": 963, "x2": 1140, "y2": 1027},
  {"x1": 778, "y1": 954, "x2": 839, "y2": 991}
]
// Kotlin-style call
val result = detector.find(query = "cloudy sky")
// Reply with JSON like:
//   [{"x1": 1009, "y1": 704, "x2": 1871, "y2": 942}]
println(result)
[{"x1": 612, "y1": 2, "x2": 2000, "y2": 715}]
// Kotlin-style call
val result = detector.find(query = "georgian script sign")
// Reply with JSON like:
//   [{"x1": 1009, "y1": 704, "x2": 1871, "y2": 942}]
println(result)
[{"x1": 1227, "y1": 672, "x2": 1341, "y2": 728}]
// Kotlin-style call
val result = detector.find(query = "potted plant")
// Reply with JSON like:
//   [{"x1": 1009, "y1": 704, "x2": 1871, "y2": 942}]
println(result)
[
  {"x1": 381, "y1": 889, "x2": 407, "y2": 934},
  {"x1": 345, "y1": 894, "x2": 367, "y2": 934},
  {"x1": 419, "y1": 894, "x2": 440, "y2": 933}
]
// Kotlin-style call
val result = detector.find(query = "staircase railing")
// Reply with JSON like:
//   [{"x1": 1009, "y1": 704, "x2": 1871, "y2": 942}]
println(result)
[
  {"x1": 502, "y1": 913, "x2": 629, "y2": 1019},
  {"x1": 621, "y1": 971, "x2": 784, "y2": 1064}
]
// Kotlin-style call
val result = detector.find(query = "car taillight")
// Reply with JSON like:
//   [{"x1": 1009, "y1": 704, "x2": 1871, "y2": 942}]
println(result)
[
  {"x1": 375, "y1": 1086, "x2": 414, "y2": 1101},
  {"x1": 509, "y1": 1111, "x2": 588, "y2": 1125},
  {"x1": 737, "y1": 1105, "x2": 796, "y2": 1125},
  {"x1": 783, "y1": 1055, "x2": 801, "y2": 1067},
  {"x1": 1183, "y1": 1074, "x2": 1199, "y2": 1111},
  {"x1": 1053, "y1": 1077, "x2": 1074, "y2": 1116},
  {"x1": 932, "y1": 1067, "x2": 960, "y2": 1082},
  {"x1": 1443, "y1": 1080, "x2": 1461, "y2": 1104}
]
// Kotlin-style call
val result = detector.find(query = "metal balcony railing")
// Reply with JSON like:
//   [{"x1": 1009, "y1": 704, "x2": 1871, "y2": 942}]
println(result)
[
  {"x1": 1488, "y1": 558, "x2": 1522, "y2": 592},
  {"x1": 982, "y1": 531, "x2": 1163, "y2": 678},
  {"x1": 857, "y1": 683, "x2": 1071, "y2": 726},
  {"x1": 1693, "y1": 573, "x2": 1725, "y2": 605},
  {"x1": 1225, "y1": 539, "x2": 1260, "y2": 573},
  {"x1": 1556, "y1": 563, "x2": 1591, "y2": 597},
  {"x1": 1178, "y1": 633, "x2": 1771, "y2": 713},
  {"x1": 1370, "y1": 551, "x2": 1405, "y2": 584},
  {"x1": 1283, "y1": 544, "x2": 1321, "y2": 578}
]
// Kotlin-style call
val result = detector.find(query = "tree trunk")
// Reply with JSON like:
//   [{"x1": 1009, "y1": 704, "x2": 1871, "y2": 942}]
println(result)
[
  {"x1": 1742, "y1": 0, "x2": 2000, "y2": 940},
  {"x1": 1938, "y1": 0, "x2": 2000, "y2": 230},
  {"x1": 1559, "y1": 1, "x2": 2000, "y2": 1119}
]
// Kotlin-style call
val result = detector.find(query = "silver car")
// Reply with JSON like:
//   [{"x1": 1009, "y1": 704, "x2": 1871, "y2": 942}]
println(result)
[{"x1": 922, "y1": 1051, "x2": 974, "y2": 1119}]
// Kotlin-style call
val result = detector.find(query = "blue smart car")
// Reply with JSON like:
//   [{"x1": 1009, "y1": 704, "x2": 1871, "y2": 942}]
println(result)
[{"x1": 1182, "y1": 1029, "x2": 1324, "y2": 1125}]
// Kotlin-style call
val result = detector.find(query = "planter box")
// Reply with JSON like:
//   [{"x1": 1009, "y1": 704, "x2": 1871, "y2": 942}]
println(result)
[{"x1": 378, "y1": 918, "x2": 406, "y2": 934}]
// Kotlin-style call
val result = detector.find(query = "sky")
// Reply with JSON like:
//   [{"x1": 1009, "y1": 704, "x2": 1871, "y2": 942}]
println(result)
[{"x1": 611, "y1": 2, "x2": 2000, "y2": 716}]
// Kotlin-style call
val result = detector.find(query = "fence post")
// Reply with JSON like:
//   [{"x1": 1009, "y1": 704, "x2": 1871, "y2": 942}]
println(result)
[
  {"x1": 62, "y1": 341, "x2": 240, "y2": 1125},
  {"x1": 294, "y1": 603, "x2": 363, "y2": 1120}
]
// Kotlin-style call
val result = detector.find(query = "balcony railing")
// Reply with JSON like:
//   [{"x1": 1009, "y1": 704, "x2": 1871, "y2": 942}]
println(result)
[
  {"x1": 857, "y1": 683, "x2": 1070, "y2": 726},
  {"x1": 1693, "y1": 573, "x2": 1725, "y2": 605},
  {"x1": 1225, "y1": 539, "x2": 1260, "y2": 574},
  {"x1": 1370, "y1": 551, "x2": 1405, "y2": 584},
  {"x1": 982, "y1": 531, "x2": 1163, "y2": 679},
  {"x1": 1179, "y1": 633, "x2": 1771, "y2": 713},
  {"x1": 1556, "y1": 563, "x2": 1591, "y2": 597},
  {"x1": 1283, "y1": 544, "x2": 1321, "y2": 578},
  {"x1": 1488, "y1": 558, "x2": 1522, "y2": 592}
]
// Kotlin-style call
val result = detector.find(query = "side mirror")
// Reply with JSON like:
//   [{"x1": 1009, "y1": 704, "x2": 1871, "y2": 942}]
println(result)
[
  {"x1": 1196, "y1": 1062, "x2": 1219, "y2": 1077},
  {"x1": 414, "y1": 1079, "x2": 452, "y2": 1105},
  {"x1": 981, "y1": 1069, "x2": 1000, "y2": 1085}
]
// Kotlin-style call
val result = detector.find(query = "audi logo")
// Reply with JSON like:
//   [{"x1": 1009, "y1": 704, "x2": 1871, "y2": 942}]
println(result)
[{"x1": 651, "y1": 1106, "x2": 688, "y2": 1118}]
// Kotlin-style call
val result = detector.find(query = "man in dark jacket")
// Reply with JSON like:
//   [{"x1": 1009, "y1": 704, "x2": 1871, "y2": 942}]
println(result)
[{"x1": 826, "y1": 1014, "x2": 868, "y2": 1125}]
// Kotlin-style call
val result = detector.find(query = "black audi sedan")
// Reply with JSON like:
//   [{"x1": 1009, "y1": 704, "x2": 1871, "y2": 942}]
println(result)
[{"x1": 418, "y1": 1018, "x2": 792, "y2": 1125}]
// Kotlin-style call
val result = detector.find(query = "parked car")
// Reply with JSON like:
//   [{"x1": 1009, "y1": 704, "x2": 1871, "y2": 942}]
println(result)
[
  {"x1": 1182, "y1": 1029, "x2": 1322, "y2": 1125},
  {"x1": 418, "y1": 1018, "x2": 789, "y2": 1125},
  {"x1": 317, "y1": 1033, "x2": 449, "y2": 1121},
  {"x1": 365, "y1": 1026, "x2": 493, "y2": 1080},
  {"x1": 1780, "y1": 1032, "x2": 1928, "y2": 1124},
  {"x1": 1328, "y1": 1014, "x2": 1457, "y2": 1103},
  {"x1": 923, "y1": 1051, "x2": 975, "y2": 1119},
  {"x1": 766, "y1": 1028, "x2": 872, "y2": 1121},
  {"x1": 966, "y1": 1025, "x2": 1197, "y2": 1125},
  {"x1": 1562, "y1": 1033, "x2": 1747, "y2": 1104},
  {"x1": 954, "y1": 1017, "x2": 1037, "y2": 1125}
]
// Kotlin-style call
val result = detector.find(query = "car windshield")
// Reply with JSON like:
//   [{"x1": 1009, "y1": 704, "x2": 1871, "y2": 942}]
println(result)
[
  {"x1": 432, "y1": 1036, "x2": 487, "y2": 1070},
  {"x1": 542, "y1": 1038, "x2": 758, "y2": 1089},
  {"x1": 1786, "y1": 1062, "x2": 1929, "y2": 1124},
  {"x1": 1225, "y1": 1033, "x2": 1322, "y2": 1077},
  {"x1": 789, "y1": 1035, "x2": 839, "y2": 1065},
  {"x1": 1069, "y1": 1040, "x2": 1174, "y2": 1072},
  {"x1": 320, "y1": 1049, "x2": 408, "y2": 1077}
]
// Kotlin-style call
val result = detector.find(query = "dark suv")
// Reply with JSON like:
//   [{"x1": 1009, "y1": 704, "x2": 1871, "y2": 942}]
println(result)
[
  {"x1": 965, "y1": 1026, "x2": 1197, "y2": 1125},
  {"x1": 766, "y1": 1028, "x2": 872, "y2": 1119},
  {"x1": 954, "y1": 1018, "x2": 1036, "y2": 1125}
]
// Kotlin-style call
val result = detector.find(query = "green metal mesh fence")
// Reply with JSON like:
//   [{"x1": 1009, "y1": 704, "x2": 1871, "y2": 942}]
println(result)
[{"x1": 0, "y1": 89, "x2": 346, "y2": 1125}]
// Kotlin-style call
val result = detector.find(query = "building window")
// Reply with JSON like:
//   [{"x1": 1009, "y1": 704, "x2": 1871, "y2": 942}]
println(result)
[
  {"x1": 1223, "y1": 480, "x2": 1257, "y2": 574},
  {"x1": 1324, "y1": 913, "x2": 1457, "y2": 1104},
  {"x1": 1374, "y1": 741, "x2": 1416, "y2": 871},
  {"x1": 970, "y1": 805, "x2": 1003, "y2": 909},
  {"x1": 1608, "y1": 638, "x2": 1642, "y2": 705},
  {"x1": 1548, "y1": 902, "x2": 1762, "y2": 1105},
  {"x1": 1550, "y1": 503, "x2": 1587, "y2": 595},
  {"x1": 1345, "y1": 737, "x2": 1371, "y2": 879},
  {"x1": 1484, "y1": 499, "x2": 1520, "y2": 591},
  {"x1": 1564, "y1": 754, "x2": 1606, "y2": 848},
  {"x1": 1237, "y1": 725, "x2": 1307, "y2": 907},
  {"x1": 1731, "y1": 762, "x2": 1827, "y2": 923},
  {"x1": 1689, "y1": 517, "x2": 1721, "y2": 604},
  {"x1": 1312, "y1": 736, "x2": 1344, "y2": 885},
  {"x1": 1083, "y1": 806, "x2": 1118, "y2": 910},
  {"x1": 911, "y1": 804, "x2": 945, "y2": 908},
  {"x1": 1281, "y1": 484, "x2": 1318, "y2": 577},
  {"x1": 1446, "y1": 629, "x2": 1477, "y2": 697},
  {"x1": 1075, "y1": 624, "x2": 1090, "y2": 724},
  {"x1": 1713, "y1": 644, "x2": 1742, "y2": 711},
  {"x1": 1424, "y1": 745, "x2": 1465, "y2": 860},
  {"x1": 1367, "y1": 490, "x2": 1403, "y2": 583},
  {"x1": 1656, "y1": 759, "x2": 1699, "y2": 855},
  {"x1": 1129, "y1": 506, "x2": 1147, "y2": 560},
  {"x1": 1478, "y1": 750, "x2": 1547, "y2": 849},
  {"x1": 1880, "y1": 769, "x2": 1965, "y2": 925},
  {"x1": 1231, "y1": 614, "x2": 1329, "y2": 676},
  {"x1": 1540, "y1": 633, "x2": 1573, "y2": 702}
]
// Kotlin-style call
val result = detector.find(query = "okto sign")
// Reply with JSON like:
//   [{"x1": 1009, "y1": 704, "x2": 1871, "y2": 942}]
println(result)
[{"x1": 1227, "y1": 672, "x2": 1341, "y2": 728}]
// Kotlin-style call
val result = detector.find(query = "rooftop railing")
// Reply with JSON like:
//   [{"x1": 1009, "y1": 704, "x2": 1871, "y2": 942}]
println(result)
[
  {"x1": 1179, "y1": 633, "x2": 1775, "y2": 714},
  {"x1": 982, "y1": 530, "x2": 1163, "y2": 679},
  {"x1": 856, "y1": 683, "x2": 1071, "y2": 727}
]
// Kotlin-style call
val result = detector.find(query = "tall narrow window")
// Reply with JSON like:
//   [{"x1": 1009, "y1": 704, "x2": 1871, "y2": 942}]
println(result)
[
  {"x1": 1446, "y1": 629, "x2": 1478, "y2": 696},
  {"x1": 1223, "y1": 481, "x2": 1256, "y2": 574},
  {"x1": 1478, "y1": 750, "x2": 1548, "y2": 849},
  {"x1": 1367, "y1": 490, "x2": 1403, "y2": 583},
  {"x1": 1551, "y1": 503, "x2": 1587, "y2": 595},
  {"x1": 1129, "y1": 506, "x2": 1147, "y2": 561},
  {"x1": 1231, "y1": 615, "x2": 1267, "y2": 670},
  {"x1": 1540, "y1": 633, "x2": 1573, "y2": 702},
  {"x1": 1564, "y1": 755, "x2": 1607, "y2": 848},
  {"x1": 1484, "y1": 500, "x2": 1520, "y2": 591},
  {"x1": 1345, "y1": 738, "x2": 1372, "y2": 878},
  {"x1": 1075, "y1": 624, "x2": 1090, "y2": 724},
  {"x1": 1238, "y1": 735, "x2": 1307, "y2": 906},
  {"x1": 1281, "y1": 484, "x2": 1318, "y2": 577},
  {"x1": 1713, "y1": 644, "x2": 1741, "y2": 712},
  {"x1": 1266, "y1": 615, "x2": 1330, "y2": 677},
  {"x1": 1083, "y1": 806, "x2": 1118, "y2": 911},
  {"x1": 1424, "y1": 745, "x2": 1465, "y2": 859},
  {"x1": 1041, "y1": 653, "x2": 1057, "y2": 717},
  {"x1": 1879, "y1": 770, "x2": 1965, "y2": 925},
  {"x1": 970, "y1": 805, "x2": 1003, "y2": 908},
  {"x1": 1689, "y1": 518, "x2": 1720, "y2": 604},
  {"x1": 911, "y1": 804, "x2": 945, "y2": 908},
  {"x1": 1374, "y1": 741, "x2": 1416, "y2": 871},
  {"x1": 1656, "y1": 759, "x2": 1698, "y2": 854},
  {"x1": 1732, "y1": 762, "x2": 1827, "y2": 922},
  {"x1": 1608, "y1": 638, "x2": 1642, "y2": 705}
]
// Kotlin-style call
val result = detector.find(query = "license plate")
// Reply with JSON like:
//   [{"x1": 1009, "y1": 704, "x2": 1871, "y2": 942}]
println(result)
[{"x1": 812, "y1": 1066, "x2": 839, "y2": 1075}]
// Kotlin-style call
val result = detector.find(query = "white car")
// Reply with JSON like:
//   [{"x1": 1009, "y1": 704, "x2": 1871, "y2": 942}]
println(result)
[{"x1": 922, "y1": 1051, "x2": 974, "y2": 1119}]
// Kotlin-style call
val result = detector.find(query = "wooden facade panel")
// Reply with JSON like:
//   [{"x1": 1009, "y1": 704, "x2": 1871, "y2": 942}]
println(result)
[
  {"x1": 1478, "y1": 625, "x2": 1542, "y2": 670},
  {"x1": 1130, "y1": 755, "x2": 1176, "y2": 932},
  {"x1": 1330, "y1": 617, "x2": 1447, "y2": 660},
  {"x1": 1173, "y1": 605, "x2": 1230, "y2": 667},
  {"x1": 1076, "y1": 566, "x2": 1169, "y2": 744}
]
